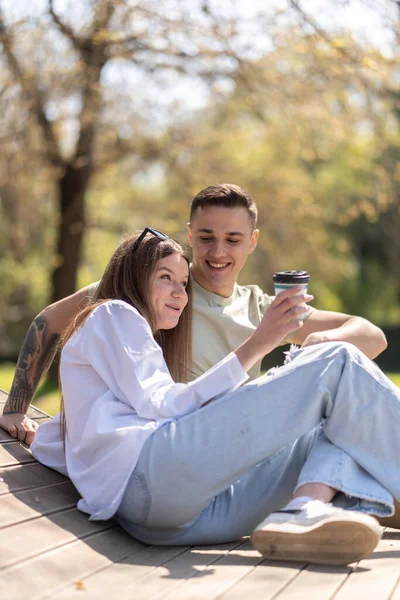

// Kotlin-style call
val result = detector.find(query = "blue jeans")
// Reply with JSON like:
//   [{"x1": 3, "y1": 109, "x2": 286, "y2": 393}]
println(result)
[{"x1": 116, "y1": 342, "x2": 397, "y2": 545}]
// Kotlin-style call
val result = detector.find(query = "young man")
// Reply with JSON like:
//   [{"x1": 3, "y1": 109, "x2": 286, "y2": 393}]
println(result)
[{"x1": 0, "y1": 183, "x2": 387, "y2": 445}]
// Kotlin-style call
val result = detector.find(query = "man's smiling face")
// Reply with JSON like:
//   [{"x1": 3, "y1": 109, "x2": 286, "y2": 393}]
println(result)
[{"x1": 188, "y1": 205, "x2": 259, "y2": 297}]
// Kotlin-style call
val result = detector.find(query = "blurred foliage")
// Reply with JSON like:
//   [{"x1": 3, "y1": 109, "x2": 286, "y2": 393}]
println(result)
[
  {"x1": 0, "y1": 0, "x2": 400, "y2": 358},
  {"x1": 156, "y1": 26, "x2": 400, "y2": 321}
]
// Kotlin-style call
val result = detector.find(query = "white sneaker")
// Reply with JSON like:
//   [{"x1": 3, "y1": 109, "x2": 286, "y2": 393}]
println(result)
[{"x1": 251, "y1": 500, "x2": 382, "y2": 565}]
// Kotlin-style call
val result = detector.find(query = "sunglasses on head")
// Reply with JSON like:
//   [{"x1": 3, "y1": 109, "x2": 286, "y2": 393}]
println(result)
[{"x1": 133, "y1": 227, "x2": 168, "y2": 250}]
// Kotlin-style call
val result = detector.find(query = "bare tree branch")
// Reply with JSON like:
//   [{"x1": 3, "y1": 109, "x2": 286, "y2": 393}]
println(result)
[
  {"x1": 94, "y1": 132, "x2": 166, "y2": 171},
  {"x1": 288, "y1": 0, "x2": 355, "y2": 61},
  {"x1": 287, "y1": 0, "x2": 393, "y2": 124},
  {"x1": 91, "y1": 0, "x2": 115, "y2": 37},
  {"x1": 0, "y1": 14, "x2": 63, "y2": 167},
  {"x1": 48, "y1": 0, "x2": 83, "y2": 53},
  {"x1": 74, "y1": 1, "x2": 115, "y2": 163}
]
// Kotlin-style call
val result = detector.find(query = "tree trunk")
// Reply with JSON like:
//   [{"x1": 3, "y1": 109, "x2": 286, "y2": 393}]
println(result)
[
  {"x1": 48, "y1": 161, "x2": 91, "y2": 383},
  {"x1": 50, "y1": 162, "x2": 91, "y2": 303}
]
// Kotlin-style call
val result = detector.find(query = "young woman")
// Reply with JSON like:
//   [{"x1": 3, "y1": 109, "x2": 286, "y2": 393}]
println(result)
[{"x1": 32, "y1": 228, "x2": 400, "y2": 566}]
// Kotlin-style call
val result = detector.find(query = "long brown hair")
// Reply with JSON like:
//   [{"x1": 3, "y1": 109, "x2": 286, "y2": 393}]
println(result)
[{"x1": 60, "y1": 231, "x2": 192, "y2": 441}]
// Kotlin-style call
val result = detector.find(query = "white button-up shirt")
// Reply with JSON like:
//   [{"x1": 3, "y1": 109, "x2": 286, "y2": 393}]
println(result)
[{"x1": 32, "y1": 300, "x2": 248, "y2": 520}]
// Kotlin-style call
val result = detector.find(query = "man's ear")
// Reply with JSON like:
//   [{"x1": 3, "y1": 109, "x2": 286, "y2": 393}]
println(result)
[
  {"x1": 248, "y1": 229, "x2": 259, "y2": 254},
  {"x1": 187, "y1": 222, "x2": 193, "y2": 247}
]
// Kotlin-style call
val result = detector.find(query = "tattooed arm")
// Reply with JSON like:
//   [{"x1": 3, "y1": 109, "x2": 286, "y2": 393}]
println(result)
[{"x1": 0, "y1": 286, "x2": 92, "y2": 445}]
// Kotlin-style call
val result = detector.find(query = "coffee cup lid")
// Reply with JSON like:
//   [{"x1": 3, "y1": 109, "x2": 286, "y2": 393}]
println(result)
[{"x1": 273, "y1": 270, "x2": 310, "y2": 284}]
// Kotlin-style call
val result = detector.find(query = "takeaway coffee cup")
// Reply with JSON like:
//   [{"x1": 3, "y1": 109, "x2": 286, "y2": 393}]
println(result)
[{"x1": 273, "y1": 270, "x2": 310, "y2": 319}]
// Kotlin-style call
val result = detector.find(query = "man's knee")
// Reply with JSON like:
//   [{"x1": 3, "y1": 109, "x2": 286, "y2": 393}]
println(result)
[{"x1": 298, "y1": 341, "x2": 358, "y2": 362}]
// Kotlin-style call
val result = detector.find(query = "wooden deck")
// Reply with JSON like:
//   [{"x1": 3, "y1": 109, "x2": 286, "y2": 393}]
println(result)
[{"x1": 1, "y1": 387, "x2": 400, "y2": 599}]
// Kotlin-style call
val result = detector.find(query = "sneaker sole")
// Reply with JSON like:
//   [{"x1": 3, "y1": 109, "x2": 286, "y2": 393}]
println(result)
[{"x1": 251, "y1": 515, "x2": 382, "y2": 565}]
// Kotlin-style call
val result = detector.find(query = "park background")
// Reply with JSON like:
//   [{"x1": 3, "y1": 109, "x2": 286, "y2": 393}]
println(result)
[{"x1": 0, "y1": 0, "x2": 399, "y2": 414}]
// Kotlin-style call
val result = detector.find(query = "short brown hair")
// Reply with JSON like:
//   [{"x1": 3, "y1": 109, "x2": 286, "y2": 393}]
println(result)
[{"x1": 189, "y1": 184, "x2": 258, "y2": 228}]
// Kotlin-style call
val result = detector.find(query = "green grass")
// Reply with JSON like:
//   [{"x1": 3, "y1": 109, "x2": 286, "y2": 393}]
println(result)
[
  {"x1": 1, "y1": 363, "x2": 400, "y2": 417},
  {"x1": 387, "y1": 373, "x2": 400, "y2": 387}
]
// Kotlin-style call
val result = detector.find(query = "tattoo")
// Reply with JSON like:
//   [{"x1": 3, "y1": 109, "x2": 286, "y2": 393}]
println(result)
[{"x1": 4, "y1": 315, "x2": 60, "y2": 414}]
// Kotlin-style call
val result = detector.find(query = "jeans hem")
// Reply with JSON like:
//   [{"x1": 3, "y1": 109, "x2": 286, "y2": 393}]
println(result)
[{"x1": 294, "y1": 476, "x2": 394, "y2": 517}]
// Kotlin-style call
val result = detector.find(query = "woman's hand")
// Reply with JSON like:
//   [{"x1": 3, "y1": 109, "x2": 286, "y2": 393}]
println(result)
[
  {"x1": 0, "y1": 412, "x2": 38, "y2": 445},
  {"x1": 235, "y1": 287, "x2": 313, "y2": 372}
]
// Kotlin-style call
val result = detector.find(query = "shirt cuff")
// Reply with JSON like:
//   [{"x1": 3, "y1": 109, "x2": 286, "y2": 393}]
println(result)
[{"x1": 191, "y1": 352, "x2": 249, "y2": 406}]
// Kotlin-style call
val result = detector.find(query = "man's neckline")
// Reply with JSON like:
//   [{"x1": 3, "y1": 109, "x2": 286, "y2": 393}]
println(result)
[{"x1": 190, "y1": 273, "x2": 236, "y2": 306}]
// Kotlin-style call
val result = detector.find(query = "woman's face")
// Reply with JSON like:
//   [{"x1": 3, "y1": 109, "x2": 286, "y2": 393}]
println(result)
[{"x1": 150, "y1": 252, "x2": 189, "y2": 330}]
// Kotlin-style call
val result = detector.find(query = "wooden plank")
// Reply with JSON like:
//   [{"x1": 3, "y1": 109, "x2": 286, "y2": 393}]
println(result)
[
  {"x1": 126, "y1": 541, "x2": 245, "y2": 600},
  {"x1": 0, "y1": 527, "x2": 145, "y2": 600},
  {"x1": 0, "y1": 462, "x2": 67, "y2": 495},
  {"x1": 387, "y1": 566, "x2": 400, "y2": 600},
  {"x1": 265, "y1": 564, "x2": 351, "y2": 600},
  {"x1": 218, "y1": 560, "x2": 306, "y2": 600},
  {"x1": 0, "y1": 480, "x2": 80, "y2": 528},
  {"x1": 0, "y1": 507, "x2": 115, "y2": 570},
  {"x1": 332, "y1": 529, "x2": 400, "y2": 600},
  {"x1": 0, "y1": 440, "x2": 35, "y2": 466},
  {"x1": 55, "y1": 539, "x2": 263, "y2": 600},
  {"x1": 74, "y1": 540, "x2": 245, "y2": 600},
  {"x1": 150, "y1": 540, "x2": 265, "y2": 600},
  {"x1": 51, "y1": 545, "x2": 192, "y2": 599}
]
